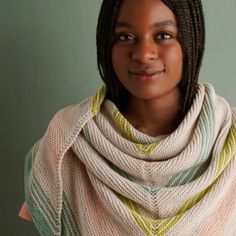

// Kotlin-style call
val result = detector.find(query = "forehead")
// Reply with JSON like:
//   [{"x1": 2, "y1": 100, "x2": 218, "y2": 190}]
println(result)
[{"x1": 116, "y1": 0, "x2": 176, "y2": 24}]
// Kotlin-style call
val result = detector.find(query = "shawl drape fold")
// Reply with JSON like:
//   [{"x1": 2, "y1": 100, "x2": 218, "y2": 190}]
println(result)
[{"x1": 24, "y1": 83, "x2": 236, "y2": 236}]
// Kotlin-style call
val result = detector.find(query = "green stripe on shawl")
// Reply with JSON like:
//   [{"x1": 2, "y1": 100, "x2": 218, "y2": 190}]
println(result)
[
  {"x1": 120, "y1": 122, "x2": 236, "y2": 235},
  {"x1": 24, "y1": 142, "x2": 58, "y2": 236},
  {"x1": 25, "y1": 144, "x2": 82, "y2": 236},
  {"x1": 120, "y1": 185, "x2": 209, "y2": 235},
  {"x1": 106, "y1": 159, "x2": 133, "y2": 180},
  {"x1": 61, "y1": 220, "x2": 71, "y2": 236},
  {"x1": 82, "y1": 123, "x2": 92, "y2": 143},
  {"x1": 61, "y1": 193, "x2": 81, "y2": 236},
  {"x1": 31, "y1": 176, "x2": 58, "y2": 228},
  {"x1": 165, "y1": 91, "x2": 215, "y2": 188},
  {"x1": 30, "y1": 175, "x2": 83, "y2": 235},
  {"x1": 142, "y1": 186, "x2": 161, "y2": 197}
]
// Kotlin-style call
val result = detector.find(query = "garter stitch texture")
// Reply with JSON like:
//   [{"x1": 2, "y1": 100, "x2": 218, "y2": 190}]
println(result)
[{"x1": 24, "y1": 83, "x2": 236, "y2": 236}]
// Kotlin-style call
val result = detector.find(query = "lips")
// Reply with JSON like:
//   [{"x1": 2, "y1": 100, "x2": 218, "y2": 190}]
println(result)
[
  {"x1": 128, "y1": 69, "x2": 165, "y2": 81},
  {"x1": 129, "y1": 68, "x2": 165, "y2": 75}
]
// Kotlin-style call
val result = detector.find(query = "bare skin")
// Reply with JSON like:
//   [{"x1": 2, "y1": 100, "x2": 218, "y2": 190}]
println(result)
[
  {"x1": 112, "y1": 0, "x2": 184, "y2": 136},
  {"x1": 122, "y1": 89, "x2": 183, "y2": 136}
]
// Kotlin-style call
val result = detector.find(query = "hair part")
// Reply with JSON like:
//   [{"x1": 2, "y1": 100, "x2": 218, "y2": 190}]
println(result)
[{"x1": 96, "y1": 0, "x2": 206, "y2": 115}]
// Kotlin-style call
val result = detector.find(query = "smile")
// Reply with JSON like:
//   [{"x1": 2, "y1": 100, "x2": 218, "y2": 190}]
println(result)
[{"x1": 128, "y1": 70, "x2": 164, "y2": 82}]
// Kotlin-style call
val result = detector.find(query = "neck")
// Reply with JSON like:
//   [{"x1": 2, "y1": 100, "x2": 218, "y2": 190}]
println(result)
[{"x1": 122, "y1": 89, "x2": 184, "y2": 136}]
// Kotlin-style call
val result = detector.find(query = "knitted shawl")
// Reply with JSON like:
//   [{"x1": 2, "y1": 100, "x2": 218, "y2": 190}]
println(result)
[{"x1": 24, "y1": 83, "x2": 236, "y2": 236}]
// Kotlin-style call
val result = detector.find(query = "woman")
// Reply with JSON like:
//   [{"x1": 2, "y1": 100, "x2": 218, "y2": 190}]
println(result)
[{"x1": 19, "y1": 0, "x2": 236, "y2": 235}]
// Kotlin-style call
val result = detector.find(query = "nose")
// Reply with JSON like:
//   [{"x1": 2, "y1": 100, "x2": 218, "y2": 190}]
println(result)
[{"x1": 131, "y1": 39, "x2": 159, "y2": 63}]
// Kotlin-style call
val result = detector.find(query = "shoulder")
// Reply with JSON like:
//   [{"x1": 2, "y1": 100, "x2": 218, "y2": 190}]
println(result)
[
  {"x1": 48, "y1": 85, "x2": 106, "y2": 134},
  {"x1": 48, "y1": 96, "x2": 93, "y2": 133},
  {"x1": 36, "y1": 85, "x2": 106, "y2": 157},
  {"x1": 40, "y1": 96, "x2": 94, "y2": 157}
]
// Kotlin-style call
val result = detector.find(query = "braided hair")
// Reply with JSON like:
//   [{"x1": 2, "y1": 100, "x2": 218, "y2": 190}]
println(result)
[{"x1": 96, "y1": 0, "x2": 205, "y2": 115}]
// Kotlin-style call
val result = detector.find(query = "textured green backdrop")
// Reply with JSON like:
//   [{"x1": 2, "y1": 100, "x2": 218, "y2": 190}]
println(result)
[{"x1": 1, "y1": 0, "x2": 235, "y2": 235}]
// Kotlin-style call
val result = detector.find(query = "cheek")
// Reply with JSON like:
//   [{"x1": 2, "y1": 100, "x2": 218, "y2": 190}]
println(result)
[
  {"x1": 112, "y1": 46, "x2": 129, "y2": 75},
  {"x1": 161, "y1": 45, "x2": 183, "y2": 70}
]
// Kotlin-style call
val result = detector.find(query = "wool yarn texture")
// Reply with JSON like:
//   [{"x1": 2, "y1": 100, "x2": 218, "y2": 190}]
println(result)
[{"x1": 24, "y1": 83, "x2": 236, "y2": 236}]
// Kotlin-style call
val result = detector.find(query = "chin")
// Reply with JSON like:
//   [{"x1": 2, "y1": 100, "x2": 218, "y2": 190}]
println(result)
[
  {"x1": 129, "y1": 90, "x2": 164, "y2": 101},
  {"x1": 128, "y1": 84, "x2": 180, "y2": 101}
]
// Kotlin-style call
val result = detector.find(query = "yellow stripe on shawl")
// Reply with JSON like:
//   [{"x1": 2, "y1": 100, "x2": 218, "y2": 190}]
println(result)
[
  {"x1": 113, "y1": 109, "x2": 159, "y2": 155},
  {"x1": 91, "y1": 85, "x2": 106, "y2": 116},
  {"x1": 113, "y1": 109, "x2": 134, "y2": 141},
  {"x1": 120, "y1": 195, "x2": 162, "y2": 236},
  {"x1": 119, "y1": 123, "x2": 236, "y2": 235},
  {"x1": 135, "y1": 143, "x2": 159, "y2": 156},
  {"x1": 216, "y1": 123, "x2": 236, "y2": 177},
  {"x1": 120, "y1": 186, "x2": 210, "y2": 235}
]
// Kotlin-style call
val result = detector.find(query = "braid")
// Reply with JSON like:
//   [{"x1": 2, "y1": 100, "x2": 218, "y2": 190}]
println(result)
[
  {"x1": 96, "y1": 0, "x2": 206, "y2": 115},
  {"x1": 162, "y1": 0, "x2": 206, "y2": 114},
  {"x1": 96, "y1": 0, "x2": 129, "y2": 110}
]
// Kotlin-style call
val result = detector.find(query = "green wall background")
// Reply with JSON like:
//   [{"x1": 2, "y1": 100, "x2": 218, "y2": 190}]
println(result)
[{"x1": 1, "y1": 0, "x2": 235, "y2": 235}]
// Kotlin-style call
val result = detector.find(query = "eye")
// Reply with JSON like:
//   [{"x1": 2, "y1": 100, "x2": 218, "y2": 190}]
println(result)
[
  {"x1": 156, "y1": 32, "x2": 173, "y2": 41},
  {"x1": 115, "y1": 33, "x2": 136, "y2": 43}
]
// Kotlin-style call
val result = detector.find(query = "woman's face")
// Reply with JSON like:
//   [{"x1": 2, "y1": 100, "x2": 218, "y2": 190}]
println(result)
[{"x1": 112, "y1": 0, "x2": 183, "y2": 101}]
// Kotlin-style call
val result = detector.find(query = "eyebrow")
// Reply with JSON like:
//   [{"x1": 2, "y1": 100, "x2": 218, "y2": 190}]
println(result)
[{"x1": 115, "y1": 20, "x2": 177, "y2": 28}]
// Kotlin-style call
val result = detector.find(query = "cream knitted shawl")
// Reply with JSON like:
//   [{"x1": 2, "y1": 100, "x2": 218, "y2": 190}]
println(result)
[{"x1": 24, "y1": 83, "x2": 236, "y2": 236}]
